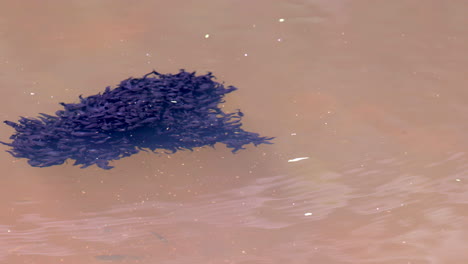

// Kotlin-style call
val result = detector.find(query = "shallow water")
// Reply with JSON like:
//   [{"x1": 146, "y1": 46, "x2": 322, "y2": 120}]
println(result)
[{"x1": 1, "y1": 0, "x2": 468, "y2": 263}]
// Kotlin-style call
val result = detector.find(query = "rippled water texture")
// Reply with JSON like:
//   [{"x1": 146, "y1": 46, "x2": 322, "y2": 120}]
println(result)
[{"x1": 1, "y1": 0, "x2": 468, "y2": 263}]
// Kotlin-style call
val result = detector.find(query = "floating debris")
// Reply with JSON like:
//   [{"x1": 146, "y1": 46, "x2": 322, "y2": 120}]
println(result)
[{"x1": 288, "y1": 157, "x2": 309, "y2": 163}]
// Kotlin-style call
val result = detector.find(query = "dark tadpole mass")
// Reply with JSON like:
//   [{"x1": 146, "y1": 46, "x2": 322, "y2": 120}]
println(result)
[{"x1": 0, "y1": 70, "x2": 274, "y2": 169}]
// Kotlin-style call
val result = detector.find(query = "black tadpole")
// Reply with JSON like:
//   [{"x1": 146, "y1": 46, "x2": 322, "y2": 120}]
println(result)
[{"x1": 0, "y1": 70, "x2": 274, "y2": 169}]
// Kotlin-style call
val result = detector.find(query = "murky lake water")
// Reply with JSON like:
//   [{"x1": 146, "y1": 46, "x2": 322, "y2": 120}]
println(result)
[{"x1": 1, "y1": 1, "x2": 468, "y2": 263}]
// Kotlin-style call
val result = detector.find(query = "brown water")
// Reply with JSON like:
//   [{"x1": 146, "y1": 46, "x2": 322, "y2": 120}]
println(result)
[{"x1": 1, "y1": 1, "x2": 468, "y2": 263}]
